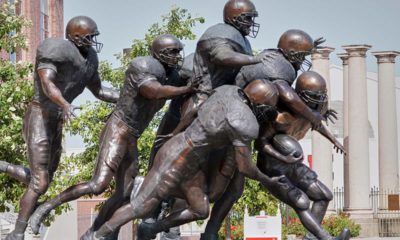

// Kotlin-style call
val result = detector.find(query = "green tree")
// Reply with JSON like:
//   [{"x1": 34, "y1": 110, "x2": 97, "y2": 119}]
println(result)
[{"x1": 0, "y1": 1, "x2": 33, "y2": 212}]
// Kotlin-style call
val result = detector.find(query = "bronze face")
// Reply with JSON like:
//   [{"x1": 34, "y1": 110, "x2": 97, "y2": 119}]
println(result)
[
  {"x1": 295, "y1": 71, "x2": 328, "y2": 112},
  {"x1": 223, "y1": 0, "x2": 259, "y2": 37},
  {"x1": 243, "y1": 79, "x2": 279, "y2": 123},
  {"x1": 277, "y1": 29, "x2": 314, "y2": 70},
  {"x1": 65, "y1": 15, "x2": 103, "y2": 53},
  {"x1": 151, "y1": 34, "x2": 184, "y2": 68}
]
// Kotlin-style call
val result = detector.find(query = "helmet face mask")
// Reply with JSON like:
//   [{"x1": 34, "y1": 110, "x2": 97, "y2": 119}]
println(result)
[
  {"x1": 152, "y1": 34, "x2": 184, "y2": 69},
  {"x1": 295, "y1": 71, "x2": 328, "y2": 113},
  {"x1": 223, "y1": 0, "x2": 260, "y2": 38},
  {"x1": 284, "y1": 50, "x2": 312, "y2": 71},
  {"x1": 80, "y1": 34, "x2": 103, "y2": 53},
  {"x1": 66, "y1": 16, "x2": 103, "y2": 53},
  {"x1": 232, "y1": 11, "x2": 260, "y2": 38},
  {"x1": 278, "y1": 29, "x2": 315, "y2": 71},
  {"x1": 298, "y1": 89, "x2": 328, "y2": 112},
  {"x1": 252, "y1": 103, "x2": 277, "y2": 123},
  {"x1": 242, "y1": 79, "x2": 279, "y2": 124},
  {"x1": 158, "y1": 47, "x2": 184, "y2": 69}
]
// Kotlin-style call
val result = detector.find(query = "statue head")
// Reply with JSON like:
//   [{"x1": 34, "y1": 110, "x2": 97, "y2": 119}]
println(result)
[
  {"x1": 223, "y1": 0, "x2": 259, "y2": 38},
  {"x1": 295, "y1": 71, "x2": 328, "y2": 112},
  {"x1": 151, "y1": 34, "x2": 184, "y2": 69},
  {"x1": 243, "y1": 79, "x2": 279, "y2": 123},
  {"x1": 66, "y1": 16, "x2": 103, "y2": 53},
  {"x1": 277, "y1": 29, "x2": 314, "y2": 71}
]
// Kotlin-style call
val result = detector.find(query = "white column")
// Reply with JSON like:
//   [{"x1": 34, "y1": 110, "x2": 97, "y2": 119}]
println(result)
[
  {"x1": 337, "y1": 53, "x2": 349, "y2": 206},
  {"x1": 372, "y1": 51, "x2": 400, "y2": 192},
  {"x1": 342, "y1": 44, "x2": 372, "y2": 211},
  {"x1": 311, "y1": 47, "x2": 334, "y2": 211}
]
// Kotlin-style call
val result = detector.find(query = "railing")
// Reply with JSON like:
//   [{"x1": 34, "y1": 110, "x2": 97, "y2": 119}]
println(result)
[{"x1": 332, "y1": 186, "x2": 400, "y2": 237}]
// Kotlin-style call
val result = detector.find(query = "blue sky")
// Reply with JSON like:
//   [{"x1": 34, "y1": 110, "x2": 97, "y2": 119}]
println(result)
[
  {"x1": 65, "y1": 0, "x2": 400, "y2": 73},
  {"x1": 64, "y1": 0, "x2": 400, "y2": 149}
]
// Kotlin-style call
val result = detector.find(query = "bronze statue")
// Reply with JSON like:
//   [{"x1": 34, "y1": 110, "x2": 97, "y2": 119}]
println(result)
[
  {"x1": 168, "y1": 0, "x2": 274, "y2": 136},
  {"x1": 202, "y1": 72, "x2": 348, "y2": 240},
  {"x1": 0, "y1": 16, "x2": 120, "y2": 240},
  {"x1": 27, "y1": 34, "x2": 194, "y2": 240},
  {"x1": 85, "y1": 80, "x2": 283, "y2": 240},
  {"x1": 200, "y1": 30, "x2": 336, "y2": 240},
  {"x1": 256, "y1": 71, "x2": 349, "y2": 240}
]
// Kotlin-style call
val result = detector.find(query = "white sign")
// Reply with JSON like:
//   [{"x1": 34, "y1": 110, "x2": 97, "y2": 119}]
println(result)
[{"x1": 243, "y1": 209, "x2": 281, "y2": 240}]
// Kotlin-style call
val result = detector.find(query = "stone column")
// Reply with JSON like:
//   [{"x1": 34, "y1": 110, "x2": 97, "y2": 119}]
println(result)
[
  {"x1": 372, "y1": 51, "x2": 400, "y2": 193},
  {"x1": 311, "y1": 47, "x2": 335, "y2": 211},
  {"x1": 337, "y1": 53, "x2": 349, "y2": 206},
  {"x1": 342, "y1": 44, "x2": 377, "y2": 237}
]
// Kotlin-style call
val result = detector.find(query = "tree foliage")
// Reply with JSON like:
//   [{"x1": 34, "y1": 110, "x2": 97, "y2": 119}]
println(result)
[{"x1": 0, "y1": 1, "x2": 33, "y2": 212}]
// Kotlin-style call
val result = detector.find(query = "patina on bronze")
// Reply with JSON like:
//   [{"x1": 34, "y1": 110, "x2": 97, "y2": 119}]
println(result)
[
  {"x1": 170, "y1": 0, "x2": 275, "y2": 136},
  {"x1": 256, "y1": 71, "x2": 349, "y2": 240},
  {"x1": 0, "y1": 16, "x2": 120, "y2": 240},
  {"x1": 203, "y1": 72, "x2": 349, "y2": 240},
  {"x1": 86, "y1": 80, "x2": 282, "y2": 240},
  {"x1": 200, "y1": 30, "x2": 331, "y2": 240},
  {"x1": 27, "y1": 34, "x2": 194, "y2": 240}
]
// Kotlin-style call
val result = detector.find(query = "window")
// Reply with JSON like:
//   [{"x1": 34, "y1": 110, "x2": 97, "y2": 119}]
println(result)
[{"x1": 40, "y1": 0, "x2": 49, "y2": 41}]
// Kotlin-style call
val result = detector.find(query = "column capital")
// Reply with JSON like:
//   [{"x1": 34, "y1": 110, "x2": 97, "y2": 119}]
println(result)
[
  {"x1": 371, "y1": 51, "x2": 400, "y2": 64},
  {"x1": 311, "y1": 47, "x2": 335, "y2": 60},
  {"x1": 342, "y1": 44, "x2": 372, "y2": 57},
  {"x1": 337, "y1": 53, "x2": 349, "y2": 65}
]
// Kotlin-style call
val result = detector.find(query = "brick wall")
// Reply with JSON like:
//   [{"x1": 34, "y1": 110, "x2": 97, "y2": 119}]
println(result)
[{"x1": 1, "y1": 0, "x2": 64, "y2": 63}]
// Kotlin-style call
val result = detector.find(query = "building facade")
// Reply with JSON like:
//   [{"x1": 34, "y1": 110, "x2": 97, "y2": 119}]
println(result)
[{"x1": 0, "y1": 0, "x2": 64, "y2": 63}]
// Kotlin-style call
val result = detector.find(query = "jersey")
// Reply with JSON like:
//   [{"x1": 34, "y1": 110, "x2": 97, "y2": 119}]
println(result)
[
  {"x1": 193, "y1": 23, "x2": 253, "y2": 92},
  {"x1": 235, "y1": 49, "x2": 297, "y2": 88},
  {"x1": 114, "y1": 56, "x2": 183, "y2": 137},
  {"x1": 185, "y1": 85, "x2": 259, "y2": 155},
  {"x1": 33, "y1": 38, "x2": 99, "y2": 112}
]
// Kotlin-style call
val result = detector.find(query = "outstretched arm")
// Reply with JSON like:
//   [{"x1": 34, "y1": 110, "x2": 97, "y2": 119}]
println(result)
[
  {"x1": 139, "y1": 80, "x2": 193, "y2": 100},
  {"x1": 275, "y1": 80, "x2": 324, "y2": 130},
  {"x1": 316, "y1": 124, "x2": 346, "y2": 154},
  {"x1": 38, "y1": 68, "x2": 77, "y2": 122},
  {"x1": 87, "y1": 73, "x2": 119, "y2": 103}
]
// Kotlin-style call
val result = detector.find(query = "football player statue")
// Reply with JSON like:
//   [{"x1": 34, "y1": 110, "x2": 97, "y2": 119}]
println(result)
[
  {"x1": 0, "y1": 16, "x2": 120, "y2": 240},
  {"x1": 256, "y1": 71, "x2": 348, "y2": 240},
  {"x1": 28, "y1": 34, "x2": 194, "y2": 240},
  {"x1": 85, "y1": 80, "x2": 283, "y2": 240},
  {"x1": 170, "y1": 0, "x2": 273, "y2": 135},
  {"x1": 200, "y1": 29, "x2": 331, "y2": 240}
]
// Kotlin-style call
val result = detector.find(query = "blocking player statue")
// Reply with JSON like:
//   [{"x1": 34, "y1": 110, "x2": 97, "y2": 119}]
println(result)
[
  {"x1": 28, "y1": 34, "x2": 194, "y2": 240},
  {"x1": 200, "y1": 29, "x2": 331, "y2": 240},
  {"x1": 256, "y1": 71, "x2": 349, "y2": 240},
  {"x1": 169, "y1": 0, "x2": 273, "y2": 135},
  {"x1": 0, "y1": 16, "x2": 120, "y2": 240},
  {"x1": 85, "y1": 80, "x2": 283, "y2": 240}
]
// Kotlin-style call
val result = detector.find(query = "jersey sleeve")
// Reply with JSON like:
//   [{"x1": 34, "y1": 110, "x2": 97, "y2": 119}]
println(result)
[
  {"x1": 36, "y1": 39, "x2": 74, "y2": 73},
  {"x1": 226, "y1": 107, "x2": 259, "y2": 147}
]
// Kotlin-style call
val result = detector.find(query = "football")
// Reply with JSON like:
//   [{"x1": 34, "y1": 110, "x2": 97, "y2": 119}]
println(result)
[{"x1": 272, "y1": 134, "x2": 303, "y2": 159}]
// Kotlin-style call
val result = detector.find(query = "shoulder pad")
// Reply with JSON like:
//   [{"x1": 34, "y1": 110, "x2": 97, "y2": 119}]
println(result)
[
  {"x1": 237, "y1": 49, "x2": 296, "y2": 86},
  {"x1": 36, "y1": 38, "x2": 77, "y2": 63},
  {"x1": 128, "y1": 56, "x2": 166, "y2": 78},
  {"x1": 199, "y1": 23, "x2": 252, "y2": 54}
]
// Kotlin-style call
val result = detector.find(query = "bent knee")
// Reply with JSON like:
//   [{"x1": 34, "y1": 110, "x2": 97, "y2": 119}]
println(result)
[
  {"x1": 192, "y1": 206, "x2": 210, "y2": 220},
  {"x1": 288, "y1": 189, "x2": 310, "y2": 210},
  {"x1": 89, "y1": 180, "x2": 108, "y2": 195}
]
